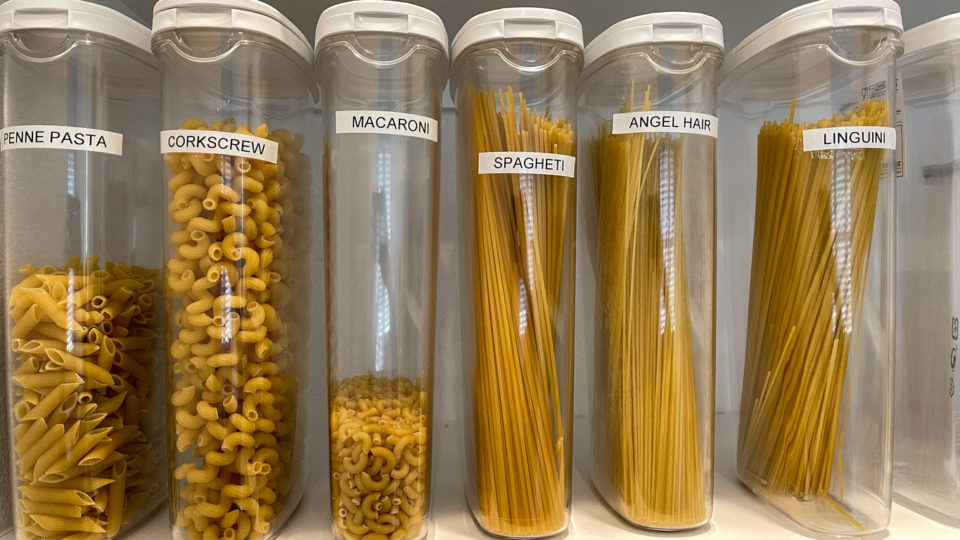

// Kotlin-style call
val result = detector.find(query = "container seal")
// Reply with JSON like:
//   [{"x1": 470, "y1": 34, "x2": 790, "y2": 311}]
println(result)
[
  {"x1": 315, "y1": 0, "x2": 448, "y2": 58},
  {"x1": 722, "y1": 0, "x2": 902, "y2": 81},
  {"x1": 585, "y1": 12, "x2": 723, "y2": 69},
  {"x1": 451, "y1": 7, "x2": 583, "y2": 64},
  {"x1": 902, "y1": 12, "x2": 960, "y2": 57},
  {"x1": 0, "y1": 0, "x2": 151, "y2": 54},
  {"x1": 153, "y1": 0, "x2": 312, "y2": 65}
]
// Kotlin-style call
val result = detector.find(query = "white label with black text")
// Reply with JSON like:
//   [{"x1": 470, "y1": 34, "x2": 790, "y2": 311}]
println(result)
[
  {"x1": 160, "y1": 130, "x2": 278, "y2": 163},
  {"x1": 1, "y1": 125, "x2": 122, "y2": 155},
  {"x1": 336, "y1": 110, "x2": 438, "y2": 142},
  {"x1": 612, "y1": 111, "x2": 718, "y2": 138},
  {"x1": 802, "y1": 126, "x2": 897, "y2": 151},
  {"x1": 478, "y1": 152, "x2": 575, "y2": 178}
]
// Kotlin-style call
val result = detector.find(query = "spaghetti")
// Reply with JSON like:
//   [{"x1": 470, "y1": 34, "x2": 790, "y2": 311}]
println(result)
[
  {"x1": 469, "y1": 86, "x2": 574, "y2": 537},
  {"x1": 737, "y1": 99, "x2": 890, "y2": 526}
]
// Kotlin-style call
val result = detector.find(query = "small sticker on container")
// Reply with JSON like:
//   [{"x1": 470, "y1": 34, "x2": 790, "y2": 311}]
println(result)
[
  {"x1": 895, "y1": 71, "x2": 905, "y2": 178},
  {"x1": 478, "y1": 152, "x2": 576, "y2": 178},
  {"x1": 611, "y1": 111, "x2": 718, "y2": 138},
  {"x1": 802, "y1": 126, "x2": 897, "y2": 152},
  {"x1": 336, "y1": 110, "x2": 438, "y2": 142},
  {"x1": 160, "y1": 130, "x2": 278, "y2": 163},
  {"x1": 0, "y1": 125, "x2": 122, "y2": 155}
]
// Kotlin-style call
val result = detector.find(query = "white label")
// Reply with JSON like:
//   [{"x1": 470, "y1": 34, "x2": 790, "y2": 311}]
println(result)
[
  {"x1": 611, "y1": 111, "x2": 718, "y2": 138},
  {"x1": 802, "y1": 126, "x2": 897, "y2": 151},
  {"x1": 336, "y1": 110, "x2": 438, "y2": 142},
  {"x1": 0, "y1": 125, "x2": 122, "y2": 155},
  {"x1": 478, "y1": 152, "x2": 576, "y2": 178},
  {"x1": 160, "y1": 130, "x2": 278, "y2": 163}
]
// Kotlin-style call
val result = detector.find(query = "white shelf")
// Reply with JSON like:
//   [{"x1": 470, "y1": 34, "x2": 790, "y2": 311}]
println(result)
[{"x1": 4, "y1": 413, "x2": 956, "y2": 539}]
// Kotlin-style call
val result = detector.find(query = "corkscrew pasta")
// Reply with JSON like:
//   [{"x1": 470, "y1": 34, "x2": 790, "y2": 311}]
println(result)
[
  {"x1": 165, "y1": 119, "x2": 305, "y2": 540},
  {"x1": 468, "y1": 87, "x2": 573, "y2": 536},
  {"x1": 738, "y1": 99, "x2": 890, "y2": 529},
  {"x1": 591, "y1": 85, "x2": 706, "y2": 528},
  {"x1": 8, "y1": 255, "x2": 161, "y2": 539},
  {"x1": 330, "y1": 375, "x2": 428, "y2": 540}
]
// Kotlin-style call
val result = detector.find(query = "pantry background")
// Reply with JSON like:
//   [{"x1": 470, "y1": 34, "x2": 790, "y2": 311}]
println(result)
[{"x1": 0, "y1": 0, "x2": 955, "y2": 535}]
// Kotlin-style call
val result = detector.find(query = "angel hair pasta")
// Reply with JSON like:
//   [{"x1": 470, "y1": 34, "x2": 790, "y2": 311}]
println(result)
[
  {"x1": 330, "y1": 375, "x2": 428, "y2": 540},
  {"x1": 165, "y1": 119, "x2": 306, "y2": 540},
  {"x1": 591, "y1": 86, "x2": 706, "y2": 529},
  {"x1": 737, "y1": 99, "x2": 890, "y2": 529},
  {"x1": 8, "y1": 255, "x2": 163, "y2": 539},
  {"x1": 468, "y1": 87, "x2": 573, "y2": 537}
]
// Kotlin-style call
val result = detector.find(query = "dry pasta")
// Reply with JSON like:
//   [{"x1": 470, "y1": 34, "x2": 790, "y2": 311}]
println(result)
[
  {"x1": 737, "y1": 99, "x2": 890, "y2": 529},
  {"x1": 8, "y1": 255, "x2": 161, "y2": 539},
  {"x1": 330, "y1": 375, "x2": 427, "y2": 540},
  {"x1": 591, "y1": 85, "x2": 706, "y2": 528},
  {"x1": 469, "y1": 87, "x2": 573, "y2": 536},
  {"x1": 165, "y1": 118, "x2": 305, "y2": 540}
]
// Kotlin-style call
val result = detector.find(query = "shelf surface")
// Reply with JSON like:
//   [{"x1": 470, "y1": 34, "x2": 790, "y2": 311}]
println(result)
[{"x1": 3, "y1": 413, "x2": 955, "y2": 539}]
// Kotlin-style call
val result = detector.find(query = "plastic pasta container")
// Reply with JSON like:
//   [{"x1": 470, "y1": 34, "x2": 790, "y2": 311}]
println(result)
[
  {"x1": 152, "y1": 1, "x2": 316, "y2": 538},
  {"x1": 895, "y1": 12, "x2": 960, "y2": 526},
  {"x1": 578, "y1": 12, "x2": 723, "y2": 531},
  {"x1": 718, "y1": 0, "x2": 902, "y2": 535},
  {"x1": 0, "y1": 0, "x2": 165, "y2": 537},
  {"x1": 314, "y1": 2, "x2": 447, "y2": 539},
  {"x1": 450, "y1": 8, "x2": 582, "y2": 538}
]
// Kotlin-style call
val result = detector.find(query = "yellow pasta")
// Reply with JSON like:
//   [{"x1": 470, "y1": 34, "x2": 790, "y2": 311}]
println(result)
[
  {"x1": 468, "y1": 87, "x2": 572, "y2": 536},
  {"x1": 166, "y1": 118, "x2": 305, "y2": 540},
  {"x1": 8, "y1": 258, "x2": 160, "y2": 539},
  {"x1": 737, "y1": 99, "x2": 890, "y2": 529},
  {"x1": 591, "y1": 85, "x2": 706, "y2": 528},
  {"x1": 330, "y1": 375, "x2": 428, "y2": 540}
]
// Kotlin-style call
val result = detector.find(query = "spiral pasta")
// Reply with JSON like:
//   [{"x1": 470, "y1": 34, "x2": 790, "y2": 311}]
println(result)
[
  {"x1": 8, "y1": 255, "x2": 162, "y2": 539},
  {"x1": 165, "y1": 119, "x2": 305, "y2": 540},
  {"x1": 330, "y1": 376, "x2": 428, "y2": 540}
]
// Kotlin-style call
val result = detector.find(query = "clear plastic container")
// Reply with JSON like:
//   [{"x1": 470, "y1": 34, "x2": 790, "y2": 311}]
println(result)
[
  {"x1": 152, "y1": 1, "x2": 316, "y2": 538},
  {"x1": 450, "y1": 8, "x2": 582, "y2": 538},
  {"x1": 314, "y1": 2, "x2": 447, "y2": 539},
  {"x1": 578, "y1": 12, "x2": 723, "y2": 531},
  {"x1": 895, "y1": 12, "x2": 960, "y2": 527},
  {"x1": 0, "y1": 1, "x2": 165, "y2": 538},
  {"x1": 718, "y1": 0, "x2": 902, "y2": 535}
]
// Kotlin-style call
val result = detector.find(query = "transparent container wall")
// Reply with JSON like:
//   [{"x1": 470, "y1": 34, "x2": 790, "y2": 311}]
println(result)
[
  {"x1": 317, "y1": 33, "x2": 445, "y2": 540},
  {"x1": 452, "y1": 38, "x2": 581, "y2": 538},
  {"x1": 579, "y1": 42, "x2": 720, "y2": 531},
  {"x1": 719, "y1": 28, "x2": 900, "y2": 535},
  {"x1": 0, "y1": 30, "x2": 165, "y2": 539},
  {"x1": 895, "y1": 39, "x2": 960, "y2": 525},
  {"x1": 155, "y1": 28, "x2": 315, "y2": 540}
]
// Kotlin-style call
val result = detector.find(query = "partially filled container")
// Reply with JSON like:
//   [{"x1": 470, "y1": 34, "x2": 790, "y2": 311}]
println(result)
[
  {"x1": 451, "y1": 8, "x2": 582, "y2": 537},
  {"x1": 0, "y1": 0, "x2": 165, "y2": 537},
  {"x1": 579, "y1": 12, "x2": 722, "y2": 530},
  {"x1": 895, "y1": 12, "x2": 960, "y2": 526},
  {"x1": 152, "y1": 1, "x2": 316, "y2": 538},
  {"x1": 315, "y1": 2, "x2": 447, "y2": 539},
  {"x1": 719, "y1": 0, "x2": 902, "y2": 534}
]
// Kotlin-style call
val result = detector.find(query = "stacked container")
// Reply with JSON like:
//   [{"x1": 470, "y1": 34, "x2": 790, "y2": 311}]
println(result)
[
  {"x1": 314, "y1": 2, "x2": 447, "y2": 539},
  {"x1": 152, "y1": 1, "x2": 316, "y2": 538},
  {"x1": 719, "y1": 0, "x2": 902, "y2": 535},
  {"x1": 451, "y1": 8, "x2": 582, "y2": 538},
  {"x1": 0, "y1": 1, "x2": 165, "y2": 538},
  {"x1": 895, "y1": 12, "x2": 960, "y2": 526},
  {"x1": 579, "y1": 12, "x2": 722, "y2": 531}
]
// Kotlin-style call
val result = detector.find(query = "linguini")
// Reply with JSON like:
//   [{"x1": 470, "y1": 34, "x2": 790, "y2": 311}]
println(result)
[{"x1": 737, "y1": 99, "x2": 890, "y2": 529}]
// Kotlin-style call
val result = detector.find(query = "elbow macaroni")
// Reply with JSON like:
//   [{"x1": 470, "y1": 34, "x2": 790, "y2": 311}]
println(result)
[
  {"x1": 8, "y1": 257, "x2": 162, "y2": 539},
  {"x1": 331, "y1": 376, "x2": 428, "y2": 540},
  {"x1": 166, "y1": 119, "x2": 305, "y2": 540}
]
